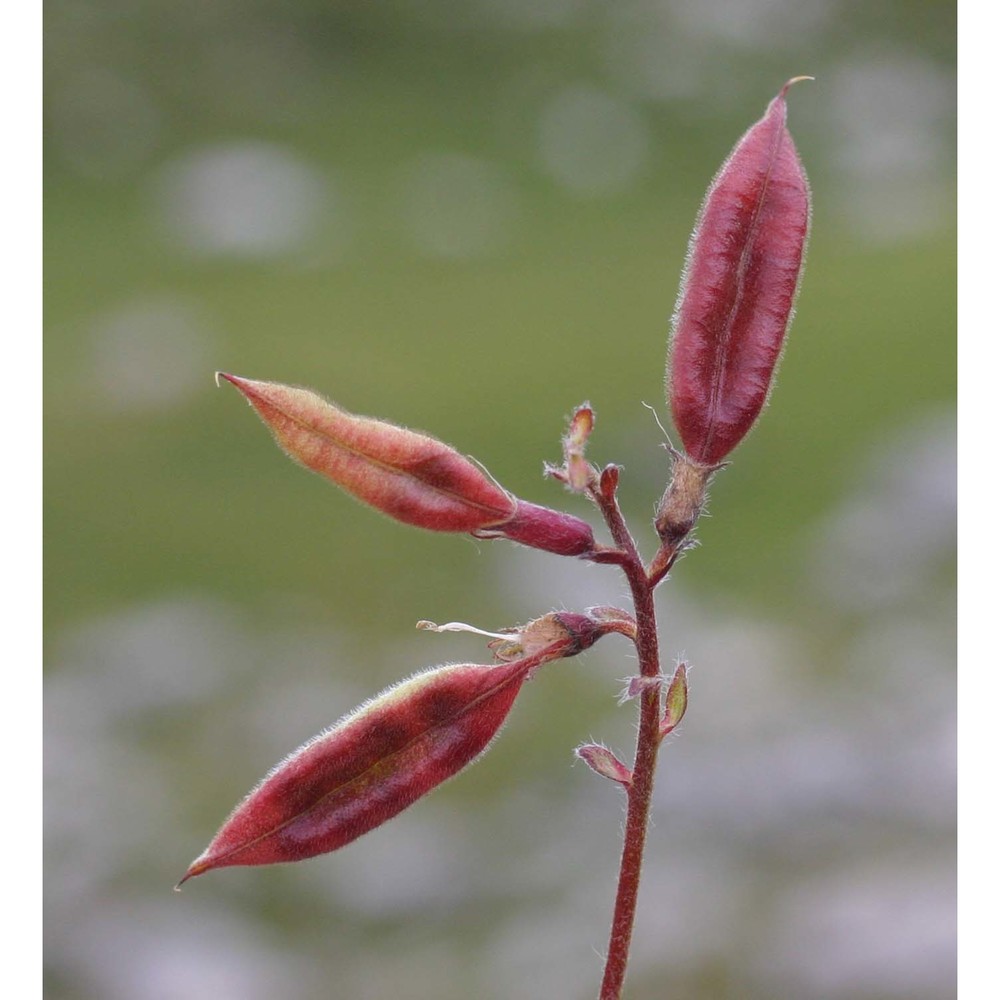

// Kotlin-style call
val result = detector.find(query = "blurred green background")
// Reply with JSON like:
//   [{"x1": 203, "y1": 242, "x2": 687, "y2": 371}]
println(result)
[{"x1": 45, "y1": 2, "x2": 955, "y2": 998}]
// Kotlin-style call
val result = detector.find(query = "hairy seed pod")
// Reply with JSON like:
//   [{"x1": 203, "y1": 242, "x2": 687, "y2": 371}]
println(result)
[
  {"x1": 667, "y1": 79, "x2": 811, "y2": 465},
  {"x1": 180, "y1": 656, "x2": 543, "y2": 884},
  {"x1": 219, "y1": 373, "x2": 516, "y2": 532}
]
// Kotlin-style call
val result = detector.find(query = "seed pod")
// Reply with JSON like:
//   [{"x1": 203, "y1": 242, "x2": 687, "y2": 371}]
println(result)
[
  {"x1": 667, "y1": 78, "x2": 811, "y2": 465},
  {"x1": 219, "y1": 374, "x2": 516, "y2": 532},
  {"x1": 180, "y1": 657, "x2": 539, "y2": 884}
]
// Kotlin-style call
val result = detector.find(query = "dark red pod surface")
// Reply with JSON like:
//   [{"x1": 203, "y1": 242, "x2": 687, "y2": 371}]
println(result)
[
  {"x1": 667, "y1": 79, "x2": 811, "y2": 465},
  {"x1": 180, "y1": 658, "x2": 537, "y2": 883}
]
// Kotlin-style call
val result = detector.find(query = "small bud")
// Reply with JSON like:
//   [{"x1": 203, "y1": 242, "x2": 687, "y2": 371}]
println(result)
[
  {"x1": 563, "y1": 404, "x2": 596, "y2": 492},
  {"x1": 219, "y1": 374, "x2": 516, "y2": 533},
  {"x1": 179, "y1": 656, "x2": 543, "y2": 885},
  {"x1": 598, "y1": 465, "x2": 620, "y2": 503},
  {"x1": 667, "y1": 79, "x2": 811, "y2": 465},
  {"x1": 479, "y1": 500, "x2": 596, "y2": 557},
  {"x1": 565, "y1": 404, "x2": 594, "y2": 450},
  {"x1": 575, "y1": 743, "x2": 632, "y2": 786},
  {"x1": 660, "y1": 662, "x2": 689, "y2": 738}
]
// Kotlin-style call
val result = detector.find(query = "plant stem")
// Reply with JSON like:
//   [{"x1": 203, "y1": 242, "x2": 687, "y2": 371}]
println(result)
[{"x1": 591, "y1": 486, "x2": 663, "y2": 1000}]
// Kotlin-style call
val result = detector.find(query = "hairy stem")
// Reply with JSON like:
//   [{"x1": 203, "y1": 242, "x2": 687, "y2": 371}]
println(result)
[{"x1": 592, "y1": 487, "x2": 663, "y2": 1000}]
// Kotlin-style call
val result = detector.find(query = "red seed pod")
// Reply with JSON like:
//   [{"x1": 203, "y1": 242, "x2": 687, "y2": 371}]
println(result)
[
  {"x1": 180, "y1": 657, "x2": 537, "y2": 884},
  {"x1": 667, "y1": 79, "x2": 811, "y2": 465},
  {"x1": 219, "y1": 374, "x2": 516, "y2": 532}
]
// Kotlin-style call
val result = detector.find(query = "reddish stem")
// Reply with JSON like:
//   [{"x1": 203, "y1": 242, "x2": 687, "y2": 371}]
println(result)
[{"x1": 591, "y1": 486, "x2": 663, "y2": 1000}]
